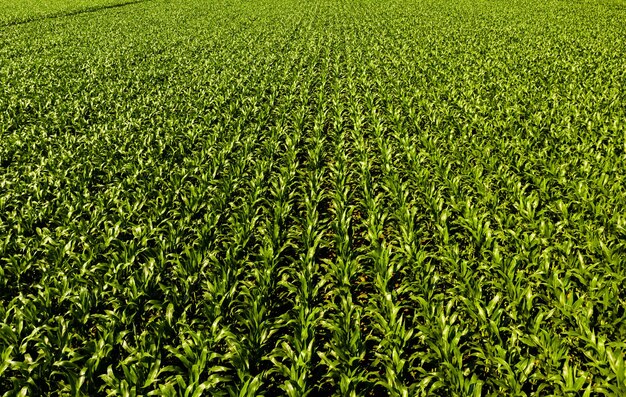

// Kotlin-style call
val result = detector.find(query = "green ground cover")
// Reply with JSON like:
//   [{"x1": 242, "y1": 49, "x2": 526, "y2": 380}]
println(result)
[
  {"x1": 0, "y1": 0, "x2": 139, "y2": 25},
  {"x1": 1, "y1": 0, "x2": 625, "y2": 395}
]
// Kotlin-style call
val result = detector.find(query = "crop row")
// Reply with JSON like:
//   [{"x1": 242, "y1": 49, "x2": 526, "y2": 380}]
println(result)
[{"x1": 1, "y1": 0, "x2": 625, "y2": 395}]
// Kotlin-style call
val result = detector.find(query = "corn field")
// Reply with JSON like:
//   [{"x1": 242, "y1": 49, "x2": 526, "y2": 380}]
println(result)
[{"x1": 1, "y1": 0, "x2": 625, "y2": 395}]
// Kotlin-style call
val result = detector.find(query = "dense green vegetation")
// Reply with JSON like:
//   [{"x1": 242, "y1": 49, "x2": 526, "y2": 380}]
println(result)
[
  {"x1": 1, "y1": 0, "x2": 625, "y2": 395},
  {"x1": 0, "y1": 0, "x2": 137, "y2": 26}
]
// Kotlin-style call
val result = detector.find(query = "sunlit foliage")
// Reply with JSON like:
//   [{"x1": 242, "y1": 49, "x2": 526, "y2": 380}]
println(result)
[{"x1": 1, "y1": 0, "x2": 625, "y2": 395}]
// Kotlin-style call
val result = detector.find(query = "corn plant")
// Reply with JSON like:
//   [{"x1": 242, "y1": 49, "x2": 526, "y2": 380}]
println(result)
[{"x1": 1, "y1": 0, "x2": 625, "y2": 395}]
